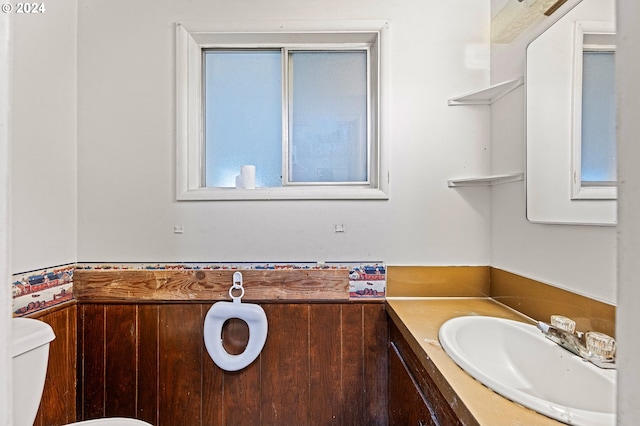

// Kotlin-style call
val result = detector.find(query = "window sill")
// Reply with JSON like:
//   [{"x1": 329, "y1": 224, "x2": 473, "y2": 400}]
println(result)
[
  {"x1": 177, "y1": 186, "x2": 389, "y2": 201},
  {"x1": 571, "y1": 185, "x2": 617, "y2": 200}
]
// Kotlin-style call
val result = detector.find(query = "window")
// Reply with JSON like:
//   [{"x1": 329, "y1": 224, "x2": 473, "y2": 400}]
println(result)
[
  {"x1": 571, "y1": 22, "x2": 617, "y2": 200},
  {"x1": 204, "y1": 49, "x2": 368, "y2": 187},
  {"x1": 581, "y1": 50, "x2": 616, "y2": 184},
  {"x1": 176, "y1": 21, "x2": 389, "y2": 200}
]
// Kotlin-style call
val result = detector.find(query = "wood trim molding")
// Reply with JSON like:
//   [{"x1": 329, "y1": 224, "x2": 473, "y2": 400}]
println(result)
[{"x1": 74, "y1": 269, "x2": 349, "y2": 303}]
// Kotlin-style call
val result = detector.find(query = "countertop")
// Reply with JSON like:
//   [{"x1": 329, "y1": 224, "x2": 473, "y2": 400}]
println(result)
[{"x1": 386, "y1": 297, "x2": 562, "y2": 426}]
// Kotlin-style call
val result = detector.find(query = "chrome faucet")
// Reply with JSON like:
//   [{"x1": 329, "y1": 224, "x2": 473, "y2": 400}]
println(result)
[{"x1": 536, "y1": 315, "x2": 616, "y2": 370}]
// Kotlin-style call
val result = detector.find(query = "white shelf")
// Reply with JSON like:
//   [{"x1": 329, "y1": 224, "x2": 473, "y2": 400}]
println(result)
[
  {"x1": 447, "y1": 173, "x2": 524, "y2": 188},
  {"x1": 448, "y1": 77, "x2": 524, "y2": 106}
]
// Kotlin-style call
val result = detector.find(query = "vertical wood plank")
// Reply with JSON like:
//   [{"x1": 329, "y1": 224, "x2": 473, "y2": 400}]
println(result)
[
  {"x1": 137, "y1": 304, "x2": 159, "y2": 425},
  {"x1": 158, "y1": 304, "x2": 203, "y2": 426},
  {"x1": 201, "y1": 303, "x2": 223, "y2": 425},
  {"x1": 104, "y1": 305, "x2": 137, "y2": 418},
  {"x1": 363, "y1": 303, "x2": 388, "y2": 425},
  {"x1": 76, "y1": 305, "x2": 83, "y2": 423},
  {"x1": 66, "y1": 305, "x2": 78, "y2": 424},
  {"x1": 35, "y1": 308, "x2": 65, "y2": 426},
  {"x1": 34, "y1": 305, "x2": 77, "y2": 426},
  {"x1": 342, "y1": 304, "x2": 365, "y2": 425},
  {"x1": 261, "y1": 304, "x2": 310, "y2": 425},
  {"x1": 221, "y1": 360, "x2": 261, "y2": 425},
  {"x1": 309, "y1": 304, "x2": 342, "y2": 424},
  {"x1": 81, "y1": 304, "x2": 106, "y2": 420},
  {"x1": 219, "y1": 315, "x2": 261, "y2": 425}
]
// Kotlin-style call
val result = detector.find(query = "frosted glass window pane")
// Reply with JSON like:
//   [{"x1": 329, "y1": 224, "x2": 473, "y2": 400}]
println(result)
[
  {"x1": 204, "y1": 50, "x2": 282, "y2": 188},
  {"x1": 289, "y1": 51, "x2": 368, "y2": 183},
  {"x1": 581, "y1": 51, "x2": 616, "y2": 183}
]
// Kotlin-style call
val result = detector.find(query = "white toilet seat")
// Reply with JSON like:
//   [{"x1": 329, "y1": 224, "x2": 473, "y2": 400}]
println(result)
[
  {"x1": 67, "y1": 418, "x2": 152, "y2": 425},
  {"x1": 204, "y1": 301, "x2": 268, "y2": 372}
]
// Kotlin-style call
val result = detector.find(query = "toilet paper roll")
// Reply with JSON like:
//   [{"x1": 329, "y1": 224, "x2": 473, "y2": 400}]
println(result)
[
  {"x1": 241, "y1": 165, "x2": 255, "y2": 187},
  {"x1": 235, "y1": 165, "x2": 256, "y2": 189}
]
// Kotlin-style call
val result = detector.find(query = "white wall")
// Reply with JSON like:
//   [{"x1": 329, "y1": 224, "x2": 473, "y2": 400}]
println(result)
[
  {"x1": 616, "y1": 0, "x2": 640, "y2": 421},
  {"x1": 490, "y1": 0, "x2": 617, "y2": 304},
  {"x1": 5, "y1": 1, "x2": 79, "y2": 422},
  {"x1": 10, "y1": 0, "x2": 78, "y2": 274},
  {"x1": 77, "y1": 0, "x2": 491, "y2": 266},
  {"x1": 1, "y1": 11, "x2": 12, "y2": 425}
]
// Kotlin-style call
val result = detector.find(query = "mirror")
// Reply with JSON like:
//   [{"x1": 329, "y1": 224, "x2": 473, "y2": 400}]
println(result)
[{"x1": 526, "y1": 0, "x2": 616, "y2": 225}]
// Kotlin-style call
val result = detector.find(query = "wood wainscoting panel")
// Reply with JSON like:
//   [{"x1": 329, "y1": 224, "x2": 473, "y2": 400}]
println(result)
[
  {"x1": 78, "y1": 302, "x2": 388, "y2": 426},
  {"x1": 31, "y1": 303, "x2": 77, "y2": 426}
]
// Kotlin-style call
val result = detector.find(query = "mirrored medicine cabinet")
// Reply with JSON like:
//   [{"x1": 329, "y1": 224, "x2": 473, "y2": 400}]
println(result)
[{"x1": 526, "y1": 0, "x2": 616, "y2": 225}]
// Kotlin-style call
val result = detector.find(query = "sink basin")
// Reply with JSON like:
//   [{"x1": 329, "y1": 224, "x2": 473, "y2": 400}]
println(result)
[{"x1": 439, "y1": 316, "x2": 616, "y2": 425}]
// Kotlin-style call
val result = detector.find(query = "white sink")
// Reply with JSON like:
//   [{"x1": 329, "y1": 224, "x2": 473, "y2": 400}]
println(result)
[{"x1": 438, "y1": 316, "x2": 616, "y2": 425}]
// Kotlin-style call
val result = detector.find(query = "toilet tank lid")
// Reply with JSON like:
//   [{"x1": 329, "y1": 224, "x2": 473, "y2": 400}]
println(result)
[{"x1": 11, "y1": 317, "x2": 56, "y2": 358}]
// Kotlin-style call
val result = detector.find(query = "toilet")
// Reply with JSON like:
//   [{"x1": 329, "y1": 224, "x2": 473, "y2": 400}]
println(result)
[{"x1": 11, "y1": 317, "x2": 151, "y2": 426}]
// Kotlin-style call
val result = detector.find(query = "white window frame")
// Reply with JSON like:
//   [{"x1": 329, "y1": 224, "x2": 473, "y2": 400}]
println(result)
[
  {"x1": 175, "y1": 21, "x2": 389, "y2": 201},
  {"x1": 571, "y1": 21, "x2": 616, "y2": 200}
]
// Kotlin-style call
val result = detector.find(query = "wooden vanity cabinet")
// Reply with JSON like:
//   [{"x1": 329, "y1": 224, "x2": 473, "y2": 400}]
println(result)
[
  {"x1": 388, "y1": 320, "x2": 463, "y2": 426},
  {"x1": 389, "y1": 341, "x2": 437, "y2": 426}
]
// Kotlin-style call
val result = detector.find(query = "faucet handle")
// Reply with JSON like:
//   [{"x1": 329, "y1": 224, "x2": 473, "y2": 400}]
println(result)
[
  {"x1": 586, "y1": 331, "x2": 616, "y2": 360},
  {"x1": 550, "y1": 315, "x2": 576, "y2": 334}
]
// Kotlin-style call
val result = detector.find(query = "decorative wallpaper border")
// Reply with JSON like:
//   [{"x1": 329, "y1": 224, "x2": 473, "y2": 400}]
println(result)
[
  {"x1": 12, "y1": 264, "x2": 75, "y2": 317},
  {"x1": 12, "y1": 261, "x2": 385, "y2": 316}
]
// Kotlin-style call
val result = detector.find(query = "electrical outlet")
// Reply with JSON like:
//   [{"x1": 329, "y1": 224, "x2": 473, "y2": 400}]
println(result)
[{"x1": 334, "y1": 224, "x2": 346, "y2": 233}]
